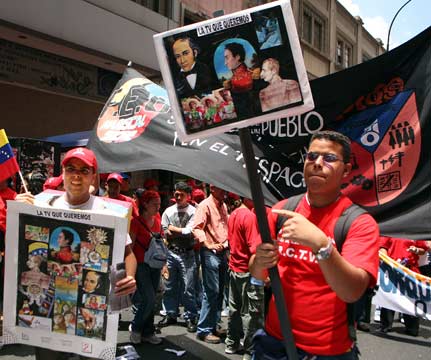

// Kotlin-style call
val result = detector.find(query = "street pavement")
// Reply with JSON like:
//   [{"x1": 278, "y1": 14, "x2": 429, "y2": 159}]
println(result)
[{"x1": 0, "y1": 308, "x2": 430, "y2": 359}]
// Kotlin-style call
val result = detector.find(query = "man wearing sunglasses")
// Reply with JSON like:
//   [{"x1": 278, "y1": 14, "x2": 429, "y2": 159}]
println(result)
[{"x1": 250, "y1": 130, "x2": 379, "y2": 359}]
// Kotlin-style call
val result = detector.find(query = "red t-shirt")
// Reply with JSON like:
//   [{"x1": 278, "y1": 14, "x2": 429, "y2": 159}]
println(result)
[
  {"x1": 0, "y1": 188, "x2": 17, "y2": 234},
  {"x1": 0, "y1": 187, "x2": 17, "y2": 203},
  {"x1": 0, "y1": 196, "x2": 6, "y2": 233},
  {"x1": 130, "y1": 216, "x2": 162, "y2": 264},
  {"x1": 379, "y1": 236, "x2": 428, "y2": 273},
  {"x1": 116, "y1": 194, "x2": 139, "y2": 219},
  {"x1": 228, "y1": 206, "x2": 259, "y2": 273},
  {"x1": 261, "y1": 194, "x2": 379, "y2": 355}
]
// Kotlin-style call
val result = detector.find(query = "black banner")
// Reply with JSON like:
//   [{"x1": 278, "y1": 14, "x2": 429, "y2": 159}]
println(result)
[{"x1": 88, "y1": 27, "x2": 431, "y2": 239}]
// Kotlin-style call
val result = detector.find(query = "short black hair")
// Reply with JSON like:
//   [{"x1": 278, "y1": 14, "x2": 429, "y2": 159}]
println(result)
[
  {"x1": 310, "y1": 130, "x2": 351, "y2": 163},
  {"x1": 25, "y1": 172, "x2": 46, "y2": 195},
  {"x1": 174, "y1": 181, "x2": 191, "y2": 193},
  {"x1": 225, "y1": 42, "x2": 246, "y2": 63},
  {"x1": 134, "y1": 188, "x2": 145, "y2": 198},
  {"x1": 172, "y1": 36, "x2": 200, "y2": 55},
  {"x1": 61, "y1": 229, "x2": 74, "y2": 246}
]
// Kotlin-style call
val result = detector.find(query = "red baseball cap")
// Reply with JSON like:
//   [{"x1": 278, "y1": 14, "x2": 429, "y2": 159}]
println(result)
[
  {"x1": 227, "y1": 192, "x2": 241, "y2": 200},
  {"x1": 62, "y1": 147, "x2": 98, "y2": 172},
  {"x1": 107, "y1": 173, "x2": 123, "y2": 184},
  {"x1": 99, "y1": 173, "x2": 109, "y2": 181},
  {"x1": 191, "y1": 188, "x2": 206, "y2": 203},
  {"x1": 43, "y1": 175, "x2": 63, "y2": 191}
]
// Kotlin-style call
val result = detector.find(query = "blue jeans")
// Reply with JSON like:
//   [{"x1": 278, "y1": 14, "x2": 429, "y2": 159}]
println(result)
[
  {"x1": 194, "y1": 249, "x2": 203, "y2": 310},
  {"x1": 197, "y1": 248, "x2": 228, "y2": 336},
  {"x1": 163, "y1": 249, "x2": 198, "y2": 320},
  {"x1": 252, "y1": 329, "x2": 359, "y2": 360},
  {"x1": 131, "y1": 263, "x2": 161, "y2": 336}
]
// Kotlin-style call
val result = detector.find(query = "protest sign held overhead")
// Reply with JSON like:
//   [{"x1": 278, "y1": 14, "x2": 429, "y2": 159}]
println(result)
[
  {"x1": 88, "y1": 27, "x2": 431, "y2": 240},
  {"x1": 153, "y1": 0, "x2": 314, "y2": 141}
]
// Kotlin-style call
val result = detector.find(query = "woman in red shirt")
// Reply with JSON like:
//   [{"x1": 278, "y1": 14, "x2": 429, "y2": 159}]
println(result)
[{"x1": 129, "y1": 190, "x2": 163, "y2": 345}]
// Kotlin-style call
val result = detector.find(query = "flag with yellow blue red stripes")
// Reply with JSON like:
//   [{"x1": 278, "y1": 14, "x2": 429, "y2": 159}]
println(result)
[{"x1": 0, "y1": 129, "x2": 20, "y2": 182}]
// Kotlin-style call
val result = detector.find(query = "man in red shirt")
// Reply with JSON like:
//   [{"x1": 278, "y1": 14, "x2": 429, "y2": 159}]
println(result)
[
  {"x1": 225, "y1": 196, "x2": 264, "y2": 360},
  {"x1": 250, "y1": 131, "x2": 379, "y2": 359},
  {"x1": 379, "y1": 236, "x2": 429, "y2": 336},
  {"x1": 0, "y1": 179, "x2": 34, "y2": 205},
  {"x1": 105, "y1": 173, "x2": 139, "y2": 219},
  {"x1": 0, "y1": 179, "x2": 17, "y2": 202}
]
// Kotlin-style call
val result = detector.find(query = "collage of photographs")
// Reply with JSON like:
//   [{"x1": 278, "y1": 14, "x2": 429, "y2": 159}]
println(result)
[
  {"x1": 16, "y1": 214, "x2": 114, "y2": 341},
  {"x1": 163, "y1": 5, "x2": 304, "y2": 135}
]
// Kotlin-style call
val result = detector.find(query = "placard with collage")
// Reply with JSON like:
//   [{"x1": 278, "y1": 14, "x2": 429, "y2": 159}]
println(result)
[
  {"x1": 154, "y1": 0, "x2": 314, "y2": 141},
  {"x1": 3, "y1": 202, "x2": 128, "y2": 360},
  {"x1": 17, "y1": 214, "x2": 113, "y2": 340}
]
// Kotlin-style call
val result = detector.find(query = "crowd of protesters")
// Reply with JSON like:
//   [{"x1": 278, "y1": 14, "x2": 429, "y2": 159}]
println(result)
[{"x1": 0, "y1": 132, "x2": 430, "y2": 360}]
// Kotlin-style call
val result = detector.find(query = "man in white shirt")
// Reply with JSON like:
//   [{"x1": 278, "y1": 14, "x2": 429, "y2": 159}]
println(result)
[
  {"x1": 160, "y1": 182, "x2": 198, "y2": 332},
  {"x1": 36, "y1": 147, "x2": 137, "y2": 359}
]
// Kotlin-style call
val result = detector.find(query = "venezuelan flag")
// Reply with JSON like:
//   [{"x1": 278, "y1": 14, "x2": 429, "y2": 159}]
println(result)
[{"x1": 0, "y1": 129, "x2": 19, "y2": 182}]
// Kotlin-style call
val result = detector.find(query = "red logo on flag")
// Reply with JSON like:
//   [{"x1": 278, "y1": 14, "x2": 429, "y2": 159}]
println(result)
[{"x1": 97, "y1": 78, "x2": 169, "y2": 143}]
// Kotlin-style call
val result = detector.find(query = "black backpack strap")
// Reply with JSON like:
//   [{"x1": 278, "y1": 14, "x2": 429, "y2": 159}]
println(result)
[
  {"x1": 333, "y1": 203, "x2": 368, "y2": 342},
  {"x1": 275, "y1": 194, "x2": 304, "y2": 234},
  {"x1": 333, "y1": 204, "x2": 368, "y2": 252}
]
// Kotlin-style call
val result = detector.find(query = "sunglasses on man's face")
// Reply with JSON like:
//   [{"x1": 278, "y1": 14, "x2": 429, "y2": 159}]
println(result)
[
  {"x1": 64, "y1": 166, "x2": 92, "y2": 176},
  {"x1": 306, "y1": 151, "x2": 343, "y2": 163}
]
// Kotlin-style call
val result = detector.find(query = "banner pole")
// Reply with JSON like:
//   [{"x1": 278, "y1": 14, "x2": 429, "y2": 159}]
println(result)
[
  {"x1": 18, "y1": 170, "x2": 29, "y2": 193},
  {"x1": 239, "y1": 128, "x2": 298, "y2": 360}
]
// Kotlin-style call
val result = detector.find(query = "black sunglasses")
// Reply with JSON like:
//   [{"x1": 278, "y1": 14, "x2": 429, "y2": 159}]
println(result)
[
  {"x1": 65, "y1": 166, "x2": 92, "y2": 175},
  {"x1": 306, "y1": 151, "x2": 343, "y2": 163}
]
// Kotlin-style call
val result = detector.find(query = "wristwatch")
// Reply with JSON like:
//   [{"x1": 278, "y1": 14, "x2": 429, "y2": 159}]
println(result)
[{"x1": 314, "y1": 239, "x2": 333, "y2": 261}]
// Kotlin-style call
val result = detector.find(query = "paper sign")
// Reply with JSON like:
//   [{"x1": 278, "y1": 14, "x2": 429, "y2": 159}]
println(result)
[
  {"x1": 153, "y1": 0, "x2": 314, "y2": 141},
  {"x1": 2, "y1": 201, "x2": 128, "y2": 360}
]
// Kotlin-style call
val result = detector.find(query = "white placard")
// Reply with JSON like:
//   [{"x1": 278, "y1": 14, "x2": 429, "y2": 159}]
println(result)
[
  {"x1": 153, "y1": 0, "x2": 314, "y2": 141},
  {"x1": 3, "y1": 201, "x2": 129, "y2": 360}
]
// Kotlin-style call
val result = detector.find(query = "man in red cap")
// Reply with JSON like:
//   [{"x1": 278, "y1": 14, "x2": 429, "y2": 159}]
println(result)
[
  {"x1": 191, "y1": 188, "x2": 206, "y2": 205},
  {"x1": 43, "y1": 175, "x2": 64, "y2": 191},
  {"x1": 34, "y1": 147, "x2": 137, "y2": 358},
  {"x1": 144, "y1": 178, "x2": 160, "y2": 191},
  {"x1": 105, "y1": 173, "x2": 139, "y2": 219},
  {"x1": 44, "y1": 149, "x2": 137, "y2": 290}
]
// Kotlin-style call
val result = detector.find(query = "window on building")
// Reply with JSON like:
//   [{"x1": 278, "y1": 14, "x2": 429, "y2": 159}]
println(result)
[
  {"x1": 336, "y1": 38, "x2": 353, "y2": 68},
  {"x1": 336, "y1": 40, "x2": 343, "y2": 65},
  {"x1": 313, "y1": 18, "x2": 323, "y2": 50},
  {"x1": 303, "y1": 12, "x2": 312, "y2": 43},
  {"x1": 302, "y1": 5, "x2": 327, "y2": 53},
  {"x1": 246, "y1": 0, "x2": 268, "y2": 6},
  {"x1": 130, "y1": 0, "x2": 172, "y2": 18}
]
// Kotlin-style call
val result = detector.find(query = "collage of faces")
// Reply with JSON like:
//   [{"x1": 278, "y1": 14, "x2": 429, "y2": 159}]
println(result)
[
  {"x1": 163, "y1": 5, "x2": 304, "y2": 135},
  {"x1": 17, "y1": 214, "x2": 114, "y2": 340}
]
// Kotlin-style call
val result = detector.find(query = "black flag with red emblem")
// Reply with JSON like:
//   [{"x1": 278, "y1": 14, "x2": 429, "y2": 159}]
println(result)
[
  {"x1": 87, "y1": 67, "x2": 278, "y2": 204},
  {"x1": 88, "y1": 27, "x2": 431, "y2": 239}
]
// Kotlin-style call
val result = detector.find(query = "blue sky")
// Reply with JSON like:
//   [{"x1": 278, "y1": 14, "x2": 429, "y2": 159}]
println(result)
[{"x1": 339, "y1": 0, "x2": 430, "y2": 49}]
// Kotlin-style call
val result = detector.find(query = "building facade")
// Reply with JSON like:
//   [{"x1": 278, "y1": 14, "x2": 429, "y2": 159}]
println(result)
[{"x1": 0, "y1": 0, "x2": 385, "y2": 138}]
